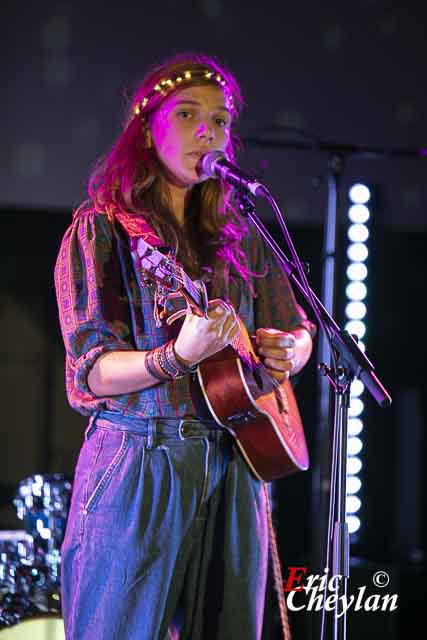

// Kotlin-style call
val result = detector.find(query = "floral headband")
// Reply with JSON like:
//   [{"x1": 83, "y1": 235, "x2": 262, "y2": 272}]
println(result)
[{"x1": 132, "y1": 68, "x2": 236, "y2": 119}]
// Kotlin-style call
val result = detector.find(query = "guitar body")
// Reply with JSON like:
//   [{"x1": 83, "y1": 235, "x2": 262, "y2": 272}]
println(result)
[
  {"x1": 197, "y1": 320, "x2": 310, "y2": 482},
  {"x1": 130, "y1": 234, "x2": 310, "y2": 482}
]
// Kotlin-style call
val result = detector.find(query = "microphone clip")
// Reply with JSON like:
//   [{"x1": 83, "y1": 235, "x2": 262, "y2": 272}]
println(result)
[{"x1": 235, "y1": 191, "x2": 256, "y2": 218}]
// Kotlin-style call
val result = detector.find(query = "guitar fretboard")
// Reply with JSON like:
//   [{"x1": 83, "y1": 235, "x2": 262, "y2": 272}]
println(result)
[{"x1": 133, "y1": 235, "x2": 261, "y2": 369}]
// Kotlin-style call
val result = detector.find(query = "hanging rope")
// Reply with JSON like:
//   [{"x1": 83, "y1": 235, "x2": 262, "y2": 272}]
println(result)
[{"x1": 264, "y1": 483, "x2": 292, "y2": 640}]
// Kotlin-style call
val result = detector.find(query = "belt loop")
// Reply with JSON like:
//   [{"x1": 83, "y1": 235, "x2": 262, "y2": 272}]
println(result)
[
  {"x1": 178, "y1": 418, "x2": 185, "y2": 441},
  {"x1": 146, "y1": 417, "x2": 155, "y2": 449},
  {"x1": 84, "y1": 411, "x2": 99, "y2": 441}
]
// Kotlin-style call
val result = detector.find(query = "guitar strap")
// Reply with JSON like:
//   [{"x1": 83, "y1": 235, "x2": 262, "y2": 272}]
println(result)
[
  {"x1": 113, "y1": 211, "x2": 187, "y2": 326},
  {"x1": 114, "y1": 210, "x2": 165, "y2": 248}
]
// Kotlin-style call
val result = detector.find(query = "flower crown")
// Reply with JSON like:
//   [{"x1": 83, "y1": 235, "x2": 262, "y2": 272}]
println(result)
[{"x1": 132, "y1": 68, "x2": 235, "y2": 119}]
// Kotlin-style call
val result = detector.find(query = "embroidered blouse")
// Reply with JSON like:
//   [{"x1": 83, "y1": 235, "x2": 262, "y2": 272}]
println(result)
[{"x1": 54, "y1": 209, "x2": 315, "y2": 418}]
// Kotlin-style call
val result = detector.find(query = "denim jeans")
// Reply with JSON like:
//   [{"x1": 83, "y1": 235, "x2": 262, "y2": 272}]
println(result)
[{"x1": 60, "y1": 410, "x2": 268, "y2": 639}]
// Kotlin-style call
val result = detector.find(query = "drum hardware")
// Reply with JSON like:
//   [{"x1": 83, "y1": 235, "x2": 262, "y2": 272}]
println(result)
[{"x1": 0, "y1": 475, "x2": 72, "y2": 631}]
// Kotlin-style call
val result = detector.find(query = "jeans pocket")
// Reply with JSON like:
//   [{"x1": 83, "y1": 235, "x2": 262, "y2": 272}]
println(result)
[{"x1": 82, "y1": 428, "x2": 129, "y2": 514}]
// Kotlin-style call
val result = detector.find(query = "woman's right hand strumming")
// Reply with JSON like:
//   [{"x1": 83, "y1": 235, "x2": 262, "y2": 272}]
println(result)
[{"x1": 174, "y1": 299, "x2": 239, "y2": 367}]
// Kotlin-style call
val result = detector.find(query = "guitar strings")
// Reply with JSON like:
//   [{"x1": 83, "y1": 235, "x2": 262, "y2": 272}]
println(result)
[{"x1": 141, "y1": 253, "x2": 187, "y2": 289}]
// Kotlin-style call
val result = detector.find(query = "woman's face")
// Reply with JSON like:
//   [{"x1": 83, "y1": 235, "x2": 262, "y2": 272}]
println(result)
[{"x1": 149, "y1": 83, "x2": 232, "y2": 188}]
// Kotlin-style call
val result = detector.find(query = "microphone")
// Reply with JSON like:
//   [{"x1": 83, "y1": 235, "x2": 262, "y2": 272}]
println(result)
[{"x1": 197, "y1": 150, "x2": 268, "y2": 197}]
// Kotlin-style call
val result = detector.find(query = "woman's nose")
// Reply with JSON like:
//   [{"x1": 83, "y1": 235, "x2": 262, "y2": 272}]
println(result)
[{"x1": 196, "y1": 122, "x2": 214, "y2": 141}]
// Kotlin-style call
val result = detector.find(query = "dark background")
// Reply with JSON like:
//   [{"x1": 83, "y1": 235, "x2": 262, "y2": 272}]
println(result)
[{"x1": 2, "y1": 1, "x2": 426, "y2": 638}]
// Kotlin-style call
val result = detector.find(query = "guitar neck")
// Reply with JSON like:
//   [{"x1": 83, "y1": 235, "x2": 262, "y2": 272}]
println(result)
[{"x1": 133, "y1": 236, "x2": 259, "y2": 367}]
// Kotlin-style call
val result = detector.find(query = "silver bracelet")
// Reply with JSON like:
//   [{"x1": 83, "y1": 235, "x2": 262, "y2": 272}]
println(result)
[{"x1": 145, "y1": 348, "x2": 170, "y2": 381}]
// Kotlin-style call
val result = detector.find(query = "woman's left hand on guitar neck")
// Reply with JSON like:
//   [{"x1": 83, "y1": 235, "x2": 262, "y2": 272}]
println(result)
[{"x1": 255, "y1": 326, "x2": 313, "y2": 382}]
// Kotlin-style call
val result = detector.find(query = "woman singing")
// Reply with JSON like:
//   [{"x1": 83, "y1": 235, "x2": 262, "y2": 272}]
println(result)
[{"x1": 55, "y1": 52, "x2": 315, "y2": 639}]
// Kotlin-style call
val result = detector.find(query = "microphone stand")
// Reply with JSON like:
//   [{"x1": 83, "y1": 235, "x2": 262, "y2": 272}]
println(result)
[
  {"x1": 236, "y1": 189, "x2": 392, "y2": 640},
  {"x1": 314, "y1": 152, "x2": 344, "y2": 640},
  {"x1": 242, "y1": 133, "x2": 426, "y2": 638}
]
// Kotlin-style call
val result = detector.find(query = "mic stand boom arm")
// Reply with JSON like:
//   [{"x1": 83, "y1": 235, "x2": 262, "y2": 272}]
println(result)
[{"x1": 237, "y1": 192, "x2": 391, "y2": 408}]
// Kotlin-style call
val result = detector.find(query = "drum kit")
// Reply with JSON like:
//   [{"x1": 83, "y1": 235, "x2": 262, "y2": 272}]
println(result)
[{"x1": 0, "y1": 474, "x2": 72, "y2": 638}]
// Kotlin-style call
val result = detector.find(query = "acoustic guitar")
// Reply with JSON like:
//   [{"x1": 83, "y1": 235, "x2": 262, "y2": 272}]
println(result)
[{"x1": 131, "y1": 236, "x2": 309, "y2": 482}]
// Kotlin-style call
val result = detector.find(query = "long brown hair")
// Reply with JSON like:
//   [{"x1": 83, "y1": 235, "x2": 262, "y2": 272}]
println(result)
[{"x1": 78, "y1": 52, "x2": 256, "y2": 293}]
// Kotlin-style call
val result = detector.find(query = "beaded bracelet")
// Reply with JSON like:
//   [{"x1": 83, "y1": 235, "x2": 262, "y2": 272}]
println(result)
[
  {"x1": 157, "y1": 343, "x2": 178, "y2": 378},
  {"x1": 144, "y1": 340, "x2": 198, "y2": 382},
  {"x1": 144, "y1": 348, "x2": 170, "y2": 381}
]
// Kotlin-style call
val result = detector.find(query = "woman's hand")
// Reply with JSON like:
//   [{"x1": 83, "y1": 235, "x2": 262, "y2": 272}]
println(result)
[
  {"x1": 256, "y1": 327, "x2": 313, "y2": 382},
  {"x1": 174, "y1": 299, "x2": 239, "y2": 366},
  {"x1": 256, "y1": 328, "x2": 296, "y2": 382}
]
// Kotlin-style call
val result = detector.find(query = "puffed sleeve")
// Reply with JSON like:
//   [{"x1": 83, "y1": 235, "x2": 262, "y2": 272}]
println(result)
[
  {"x1": 54, "y1": 209, "x2": 134, "y2": 410},
  {"x1": 249, "y1": 228, "x2": 317, "y2": 338}
]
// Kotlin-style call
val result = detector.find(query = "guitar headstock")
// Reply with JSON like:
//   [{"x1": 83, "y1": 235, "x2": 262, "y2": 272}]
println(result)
[
  {"x1": 131, "y1": 236, "x2": 179, "y2": 289},
  {"x1": 130, "y1": 236, "x2": 208, "y2": 317}
]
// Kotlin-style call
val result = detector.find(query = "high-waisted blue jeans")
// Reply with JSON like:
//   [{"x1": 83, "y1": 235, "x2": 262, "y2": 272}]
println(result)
[{"x1": 60, "y1": 411, "x2": 268, "y2": 639}]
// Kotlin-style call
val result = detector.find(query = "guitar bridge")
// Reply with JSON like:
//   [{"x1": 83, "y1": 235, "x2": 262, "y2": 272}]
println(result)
[{"x1": 226, "y1": 410, "x2": 257, "y2": 425}]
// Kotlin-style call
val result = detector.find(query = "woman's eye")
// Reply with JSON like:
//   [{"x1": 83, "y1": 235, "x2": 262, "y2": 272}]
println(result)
[
  {"x1": 215, "y1": 117, "x2": 228, "y2": 127},
  {"x1": 177, "y1": 110, "x2": 192, "y2": 119}
]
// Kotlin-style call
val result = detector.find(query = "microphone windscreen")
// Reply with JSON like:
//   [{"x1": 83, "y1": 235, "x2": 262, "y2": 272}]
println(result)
[{"x1": 197, "y1": 150, "x2": 225, "y2": 179}]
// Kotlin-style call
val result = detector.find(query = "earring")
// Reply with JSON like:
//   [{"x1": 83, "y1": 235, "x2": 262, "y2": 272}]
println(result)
[{"x1": 144, "y1": 128, "x2": 152, "y2": 149}]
